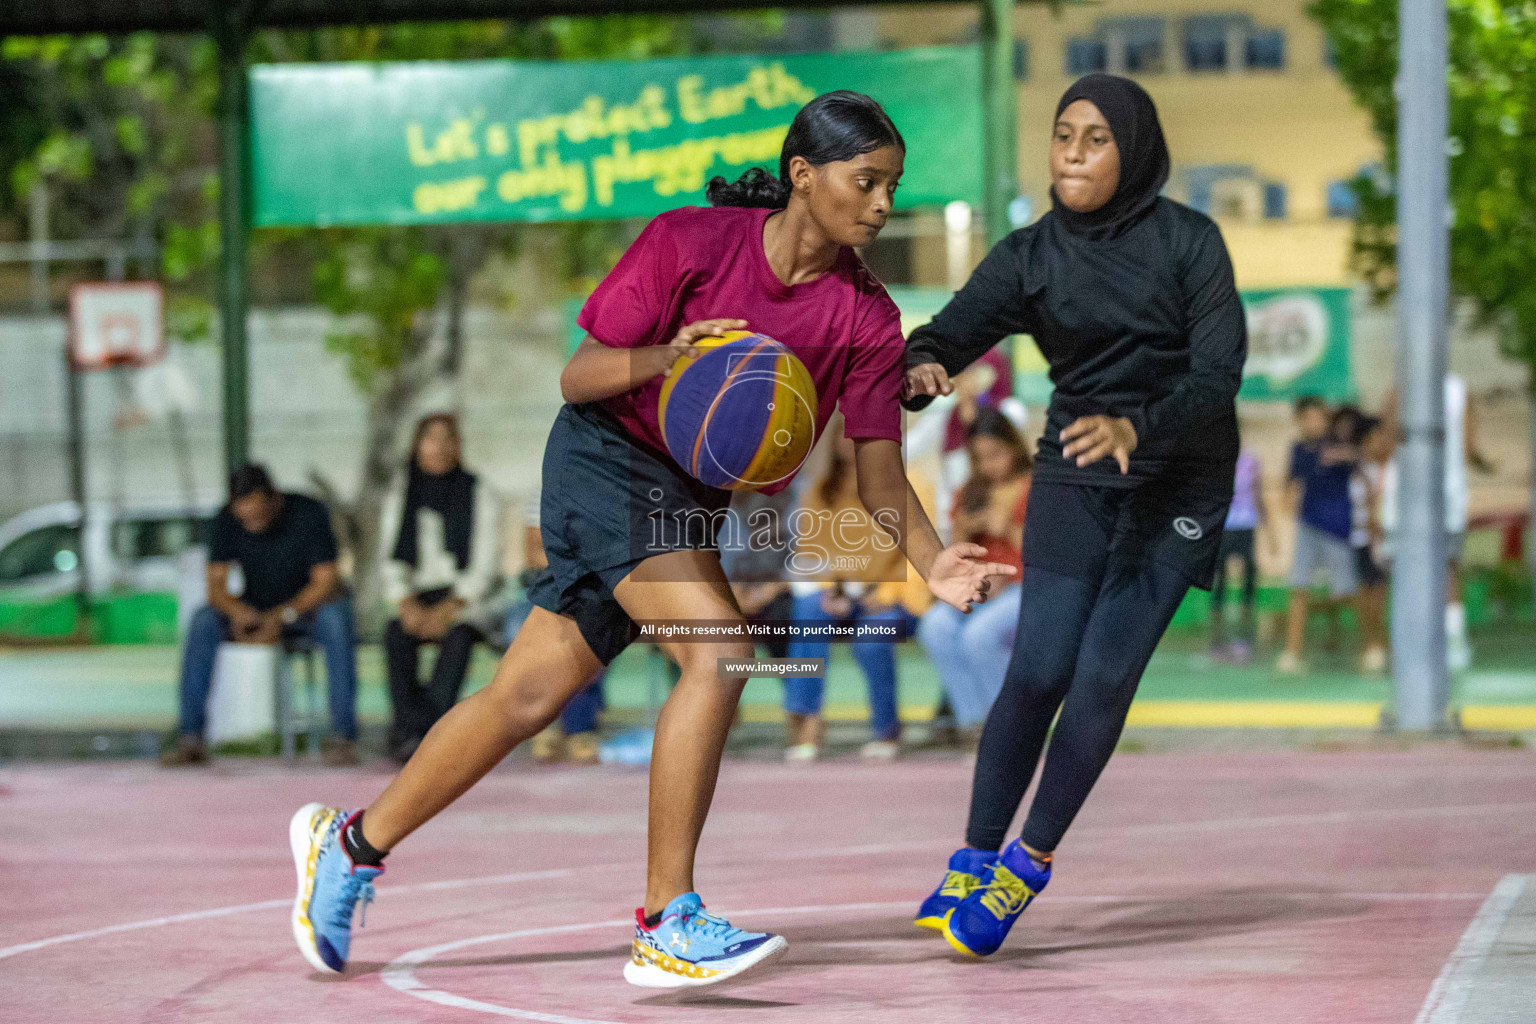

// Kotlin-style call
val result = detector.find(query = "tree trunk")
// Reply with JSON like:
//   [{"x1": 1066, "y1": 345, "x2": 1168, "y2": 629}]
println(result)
[
  {"x1": 340, "y1": 228, "x2": 494, "y2": 637},
  {"x1": 347, "y1": 313, "x2": 453, "y2": 638}
]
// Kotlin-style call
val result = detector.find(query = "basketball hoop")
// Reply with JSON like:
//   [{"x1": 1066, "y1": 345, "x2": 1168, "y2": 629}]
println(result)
[{"x1": 68, "y1": 282, "x2": 165, "y2": 371}]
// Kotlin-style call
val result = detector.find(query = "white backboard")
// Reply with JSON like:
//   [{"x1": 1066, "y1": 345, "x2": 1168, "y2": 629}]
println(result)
[{"x1": 68, "y1": 282, "x2": 165, "y2": 370}]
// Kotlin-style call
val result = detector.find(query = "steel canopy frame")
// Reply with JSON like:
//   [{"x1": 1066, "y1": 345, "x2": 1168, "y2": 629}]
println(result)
[{"x1": 2, "y1": 1, "x2": 991, "y2": 36}]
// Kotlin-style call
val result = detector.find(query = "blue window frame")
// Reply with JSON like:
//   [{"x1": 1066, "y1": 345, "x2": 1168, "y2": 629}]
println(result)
[
  {"x1": 1014, "y1": 38, "x2": 1030, "y2": 80},
  {"x1": 1184, "y1": 163, "x2": 1253, "y2": 215},
  {"x1": 1246, "y1": 28, "x2": 1285, "y2": 70},
  {"x1": 1066, "y1": 37, "x2": 1107, "y2": 76},
  {"x1": 1263, "y1": 182, "x2": 1287, "y2": 220},
  {"x1": 1107, "y1": 16, "x2": 1165, "y2": 74},
  {"x1": 1184, "y1": 15, "x2": 1232, "y2": 71},
  {"x1": 1326, "y1": 180, "x2": 1360, "y2": 218}
]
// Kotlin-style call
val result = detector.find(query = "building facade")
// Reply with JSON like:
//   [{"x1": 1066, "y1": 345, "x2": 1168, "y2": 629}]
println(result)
[{"x1": 866, "y1": 0, "x2": 1382, "y2": 290}]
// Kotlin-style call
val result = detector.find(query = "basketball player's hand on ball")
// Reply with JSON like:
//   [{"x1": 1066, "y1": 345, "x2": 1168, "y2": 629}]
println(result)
[
  {"x1": 903, "y1": 362, "x2": 953, "y2": 400},
  {"x1": 659, "y1": 319, "x2": 748, "y2": 376},
  {"x1": 1062, "y1": 415, "x2": 1138, "y2": 474},
  {"x1": 928, "y1": 542, "x2": 1018, "y2": 614}
]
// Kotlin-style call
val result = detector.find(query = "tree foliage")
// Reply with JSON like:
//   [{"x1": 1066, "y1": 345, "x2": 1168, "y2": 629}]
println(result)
[
  {"x1": 1310, "y1": 0, "x2": 1536, "y2": 384},
  {"x1": 1, "y1": 34, "x2": 220, "y2": 334},
  {"x1": 0, "y1": 13, "x2": 780, "y2": 626}
]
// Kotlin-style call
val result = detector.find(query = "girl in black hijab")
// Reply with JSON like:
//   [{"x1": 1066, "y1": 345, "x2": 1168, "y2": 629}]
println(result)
[{"x1": 906, "y1": 75, "x2": 1246, "y2": 956}]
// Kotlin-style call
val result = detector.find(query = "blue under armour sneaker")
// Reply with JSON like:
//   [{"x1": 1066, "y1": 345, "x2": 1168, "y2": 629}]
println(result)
[
  {"x1": 289, "y1": 803, "x2": 382, "y2": 974},
  {"x1": 915, "y1": 846, "x2": 997, "y2": 931},
  {"x1": 624, "y1": 892, "x2": 787, "y2": 988},
  {"x1": 941, "y1": 838, "x2": 1050, "y2": 957}
]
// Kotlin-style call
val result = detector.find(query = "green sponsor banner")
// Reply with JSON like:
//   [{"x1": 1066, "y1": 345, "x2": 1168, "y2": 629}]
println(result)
[
  {"x1": 1236, "y1": 287, "x2": 1353, "y2": 401},
  {"x1": 250, "y1": 47, "x2": 982, "y2": 228}
]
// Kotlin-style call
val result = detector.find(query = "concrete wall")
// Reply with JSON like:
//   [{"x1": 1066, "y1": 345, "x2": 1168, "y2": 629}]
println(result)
[{"x1": 0, "y1": 303, "x2": 569, "y2": 527}]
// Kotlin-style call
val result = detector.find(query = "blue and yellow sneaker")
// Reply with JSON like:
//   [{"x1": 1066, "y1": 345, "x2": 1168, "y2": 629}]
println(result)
[
  {"x1": 915, "y1": 846, "x2": 996, "y2": 931},
  {"x1": 289, "y1": 803, "x2": 381, "y2": 974},
  {"x1": 623, "y1": 892, "x2": 788, "y2": 988},
  {"x1": 941, "y1": 838, "x2": 1050, "y2": 957}
]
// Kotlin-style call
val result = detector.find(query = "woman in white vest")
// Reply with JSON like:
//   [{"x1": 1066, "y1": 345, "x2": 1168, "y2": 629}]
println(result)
[{"x1": 379, "y1": 413, "x2": 500, "y2": 762}]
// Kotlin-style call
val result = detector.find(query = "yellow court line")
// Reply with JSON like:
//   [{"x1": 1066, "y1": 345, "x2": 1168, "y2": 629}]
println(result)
[
  {"x1": 1460, "y1": 706, "x2": 1536, "y2": 731},
  {"x1": 1125, "y1": 701, "x2": 1383, "y2": 728},
  {"x1": 738, "y1": 701, "x2": 1536, "y2": 730}
]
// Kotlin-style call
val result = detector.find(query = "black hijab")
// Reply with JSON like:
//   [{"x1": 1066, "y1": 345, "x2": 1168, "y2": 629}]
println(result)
[
  {"x1": 1050, "y1": 74, "x2": 1170, "y2": 241},
  {"x1": 392, "y1": 449, "x2": 476, "y2": 571}
]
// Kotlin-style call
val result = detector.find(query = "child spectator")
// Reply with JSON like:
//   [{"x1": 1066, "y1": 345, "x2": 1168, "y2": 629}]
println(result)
[
  {"x1": 1277, "y1": 397, "x2": 1358, "y2": 674},
  {"x1": 1354, "y1": 415, "x2": 1394, "y2": 673},
  {"x1": 1210, "y1": 443, "x2": 1268, "y2": 663}
]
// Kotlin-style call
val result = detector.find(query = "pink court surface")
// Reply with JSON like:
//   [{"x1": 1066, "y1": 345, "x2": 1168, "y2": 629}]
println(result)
[{"x1": 3, "y1": 745, "x2": 1534, "y2": 1023}]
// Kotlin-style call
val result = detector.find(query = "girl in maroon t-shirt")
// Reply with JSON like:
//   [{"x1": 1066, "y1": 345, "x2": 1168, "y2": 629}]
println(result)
[{"x1": 290, "y1": 91, "x2": 1013, "y2": 988}]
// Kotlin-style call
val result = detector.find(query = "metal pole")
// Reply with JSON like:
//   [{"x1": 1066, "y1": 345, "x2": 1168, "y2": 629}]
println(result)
[
  {"x1": 29, "y1": 182, "x2": 49, "y2": 314},
  {"x1": 216, "y1": 15, "x2": 251, "y2": 477},
  {"x1": 1390, "y1": 0, "x2": 1450, "y2": 731},
  {"x1": 980, "y1": 0, "x2": 1019, "y2": 246},
  {"x1": 63, "y1": 344, "x2": 91, "y2": 632}
]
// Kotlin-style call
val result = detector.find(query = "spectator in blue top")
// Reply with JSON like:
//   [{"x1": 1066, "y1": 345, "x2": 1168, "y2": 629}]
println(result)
[{"x1": 1277, "y1": 397, "x2": 1358, "y2": 673}]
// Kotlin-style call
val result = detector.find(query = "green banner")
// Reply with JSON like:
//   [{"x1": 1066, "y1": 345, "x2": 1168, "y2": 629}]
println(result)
[
  {"x1": 1236, "y1": 287, "x2": 1353, "y2": 401},
  {"x1": 250, "y1": 47, "x2": 982, "y2": 227}
]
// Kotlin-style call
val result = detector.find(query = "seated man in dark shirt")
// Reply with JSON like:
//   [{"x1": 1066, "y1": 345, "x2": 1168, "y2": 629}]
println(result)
[{"x1": 162, "y1": 464, "x2": 359, "y2": 766}]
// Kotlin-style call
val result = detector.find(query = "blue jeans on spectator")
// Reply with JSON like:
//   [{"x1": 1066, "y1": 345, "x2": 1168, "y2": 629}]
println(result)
[
  {"x1": 560, "y1": 679, "x2": 605, "y2": 734},
  {"x1": 784, "y1": 590, "x2": 904, "y2": 741},
  {"x1": 916, "y1": 584, "x2": 1021, "y2": 730},
  {"x1": 503, "y1": 596, "x2": 605, "y2": 735},
  {"x1": 177, "y1": 598, "x2": 358, "y2": 741}
]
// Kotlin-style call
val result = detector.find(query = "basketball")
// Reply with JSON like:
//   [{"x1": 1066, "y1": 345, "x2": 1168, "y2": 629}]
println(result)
[{"x1": 657, "y1": 330, "x2": 818, "y2": 490}]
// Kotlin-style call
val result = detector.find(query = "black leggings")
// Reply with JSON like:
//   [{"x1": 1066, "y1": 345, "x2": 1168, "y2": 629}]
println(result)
[
  {"x1": 385, "y1": 618, "x2": 482, "y2": 745},
  {"x1": 965, "y1": 559, "x2": 1190, "y2": 853}
]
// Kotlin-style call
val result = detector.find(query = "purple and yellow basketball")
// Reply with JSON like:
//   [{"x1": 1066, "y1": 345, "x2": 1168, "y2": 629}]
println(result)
[{"x1": 657, "y1": 330, "x2": 818, "y2": 491}]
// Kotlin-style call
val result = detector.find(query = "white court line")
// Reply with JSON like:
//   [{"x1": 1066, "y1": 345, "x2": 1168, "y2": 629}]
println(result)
[
  {"x1": 0, "y1": 898, "x2": 292, "y2": 962},
  {"x1": 1413, "y1": 874, "x2": 1527, "y2": 1024},
  {"x1": 0, "y1": 866, "x2": 592, "y2": 963},
  {"x1": 381, "y1": 903, "x2": 914, "y2": 1024},
  {"x1": 1079, "y1": 801, "x2": 1536, "y2": 839},
  {"x1": 0, "y1": 800, "x2": 1527, "y2": 965},
  {"x1": 381, "y1": 892, "x2": 1503, "y2": 1024}
]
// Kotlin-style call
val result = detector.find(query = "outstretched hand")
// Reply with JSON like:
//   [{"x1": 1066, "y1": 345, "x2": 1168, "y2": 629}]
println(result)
[{"x1": 928, "y1": 542, "x2": 1018, "y2": 613}]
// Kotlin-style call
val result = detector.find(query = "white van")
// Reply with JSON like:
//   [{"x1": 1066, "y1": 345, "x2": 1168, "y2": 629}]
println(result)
[{"x1": 0, "y1": 501, "x2": 216, "y2": 600}]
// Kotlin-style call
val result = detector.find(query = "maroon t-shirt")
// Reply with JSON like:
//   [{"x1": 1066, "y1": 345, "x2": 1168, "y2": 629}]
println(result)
[{"x1": 576, "y1": 205, "x2": 905, "y2": 494}]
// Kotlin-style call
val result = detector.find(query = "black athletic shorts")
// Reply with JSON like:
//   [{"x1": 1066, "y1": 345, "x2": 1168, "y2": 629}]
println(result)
[
  {"x1": 529, "y1": 401, "x2": 731, "y2": 665},
  {"x1": 1021, "y1": 476, "x2": 1233, "y2": 591}
]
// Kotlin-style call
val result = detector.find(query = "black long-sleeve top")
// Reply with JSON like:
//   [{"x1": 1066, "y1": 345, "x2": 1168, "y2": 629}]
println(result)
[{"x1": 905, "y1": 198, "x2": 1247, "y2": 489}]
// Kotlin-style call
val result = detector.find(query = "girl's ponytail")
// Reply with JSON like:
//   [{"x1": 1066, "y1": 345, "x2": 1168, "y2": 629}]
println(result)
[
  {"x1": 705, "y1": 90, "x2": 903, "y2": 210},
  {"x1": 705, "y1": 166, "x2": 793, "y2": 209}
]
